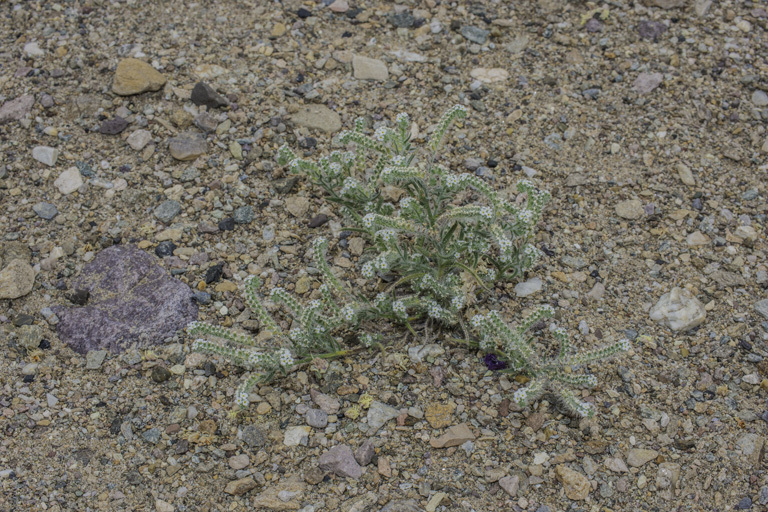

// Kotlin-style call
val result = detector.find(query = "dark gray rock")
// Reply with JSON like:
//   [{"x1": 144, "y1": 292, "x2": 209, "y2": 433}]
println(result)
[
  {"x1": 99, "y1": 116, "x2": 129, "y2": 135},
  {"x1": 191, "y1": 82, "x2": 228, "y2": 108},
  {"x1": 354, "y1": 439, "x2": 375, "y2": 466},
  {"x1": 318, "y1": 445, "x2": 362, "y2": 479},
  {"x1": 52, "y1": 245, "x2": 197, "y2": 354},
  {"x1": 33, "y1": 202, "x2": 58, "y2": 220},
  {"x1": 637, "y1": 20, "x2": 666, "y2": 40},
  {"x1": 241, "y1": 425, "x2": 267, "y2": 447},
  {"x1": 154, "y1": 200, "x2": 182, "y2": 224}
]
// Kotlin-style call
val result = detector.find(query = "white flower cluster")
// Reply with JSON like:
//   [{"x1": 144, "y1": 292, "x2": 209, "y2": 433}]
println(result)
[
  {"x1": 278, "y1": 348, "x2": 294, "y2": 367},
  {"x1": 618, "y1": 339, "x2": 631, "y2": 352},
  {"x1": 452, "y1": 104, "x2": 468, "y2": 114},
  {"x1": 480, "y1": 206, "x2": 493, "y2": 219},
  {"x1": 586, "y1": 374, "x2": 598, "y2": 387},
  {"x1": 374, "y1": 293, "x2": 388, "y2": 306},
  {"x1": 513, "y1": 388, "x2": 528, "y2": 405},
  {"x1": 361, "y1": 261, "x2": 375, "y2": 278},
  {"x1": 359, "y1": 333, "x2": 374, "y2": 347},
  {"x1": 247, "y1": 351, "x2": 267, "y2": 365},
  {"x1": 289, "y1": 327, "x2": 305, "y2": 341},
  {"x1": 290, "y1": 159, "x2": 301, "y2": 172},
  {"x1": 328, "y1": 162, "x2": 342, "y2": 175},
  {"x1": 471, "y1": 314, "x2": 485, "y2": 329},
  {"x1": 340, "y1": 305, "x2": 356, "y2": 322},
  {"x1": 340, "y1": 177, "x2": 360, "y2": 196},
  {"x1": 374, "y1": 127, "x2": 388, "y2": 142},
  {"x1": 396, "y1": 112, "x2": 409, "y2": 124},
  {"x1": 235, "y1": 392, "x2": 250, "y2": 407},
  {"x1": 375, "y1": 229, "x2": 397, "y2": 243},
  {"x1": 450, "y1": 295, "x2": 464, "y2": 310},
  {"x1": 392, "y1": 300, "x2": 407, "y2": 318},
  {"x1": 554, "y1": 327, "x2": 568, "y2": 337},
  {"x1": 362, "y1": 213, "x2": 375, "y2": 228},
  {"x1": 381, "y1": 167, "x2": 393, "y2": 177},
  {"x1": 518, "y1": 210, "x2": 534, "y2": 224},
  {"x1": 445, "y1": 174, "x2": 459, "y2": 188},
  {"x1": 400, "y1": 197, "x2": 414, "y2": 209},
  {"x1": 426, "y1": 302, "x2": 445, "y2": 319},
  {"x1": 392, "y1": 155, "x2": 406, "y2": 166}
]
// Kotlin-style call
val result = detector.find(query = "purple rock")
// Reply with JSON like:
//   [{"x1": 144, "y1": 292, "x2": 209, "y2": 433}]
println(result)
[
  {"x1": 190, "y1": 82, "x2": 228, "y2": 109},
  {"x1": 633, "y1": 72, "x2": 664, "y2": 95},
  {"x1": 637, "y1": 20, "x2": 666, "y2": 40},
  {"x1": 584, "y1": 18, "x2": 603, "y2": 33},
  {"x1": 0, "y1": 95, "x2": 35, "y2": 124},
  {"x1": 100, "y1": 116, "x2": 129, "y2": 135},
  {"x1": 318, "y1": 445, "x2": 362, "y2": 479},
  {"x1": 53, "y1": 245, "x2": 197, "y2": 354},
  {"x1": 354, "y1": 439, "x2": 375, "y2": 466}
]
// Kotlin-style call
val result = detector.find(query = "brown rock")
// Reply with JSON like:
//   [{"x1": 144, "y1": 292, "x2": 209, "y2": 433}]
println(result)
[
  {"x1": 0, "y1": 259, "x2": 36, "y2": 299},
  {"x1": 112, "y1": 58, "x2": 167, "y2": 96},
  {"x1": 251, "y1": 477, "x2": 305, "y2": 510},
  {"x1": 224, "y1": 477, "x2": 257, "y2": 496},
  {"x1": 555, "y1": 465, "x2": 590, "y2": 501},
  {"x1": 429, "y1": 423, "x2": 475, "y2": 448},
  {"x1": 425, "y1": 403, "x2": 456, "y2": 429}
]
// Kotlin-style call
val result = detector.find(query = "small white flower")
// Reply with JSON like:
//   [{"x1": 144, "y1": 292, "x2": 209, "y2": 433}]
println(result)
[
  {"x1": 376, "y1": 229, "x2": 397, "y2": 242},
  {"x1": 541, "y1": 305, "x2": 555, "y2": 315},
  {"x1": 396, "y1": 112, "x2": 409, "y2": 124},
  {"x1": 586, "y1": 375, "x2": 598, "y2": 387},
  {"x1": 519, "y1": 210, "x2": 534, "y2": 224},
  {"x1": 391, "y1": 155, "x2": 406, "y2": 166},
  {"x1": 619, "y1": 339, "x2": 631, "y2": 351},
  {"x1": 248, "y1": 351, "x2": 266, "y2": 365},
  {"x1": 342, "y1": 152, "x2": 355, "y2": 164},
  {"x1": 382, "y1": 166, "x2": 393, "y2": 176},
  {"x1": 362, "y1": 214, "x2": 376, "y2": 228},
  {"x1": 375, "y1": 256, "x2": 389, "y2": 271},
  {"x1": 498, "y1": 238, "x2": 512, "y2": 251},
  {"x1": 554, "y1": 327, "x2": 567, "y2": 337},
  {"x1": 289, "y1": 328, "x2": 304, "y2": 342},
  {"x1": 471, "y1": 315, "x2": 485, "y2": 328},
  {"x1": 289, "y1": 159, "x2": 301, "y2": 171},
  {"x1": 392, "y1": 300, "x2": 406, "y2": 317},
  {"x1": 451, "y1": 296, "x2": 464, "y2": 310},
  {"x1": 453, "y1": 104, "x2": 467, "y2": 114},
  {"x1": 341, "y1": 305, "x2": 356, "y2": 322},
  {"x1": 513, "y1": 388, "x2": 527, "y2": 405},
  {"x1": 235, "y1": 392, "x2": 250, "y2": 407},
  {"x1": 445, "y1": 175, "x2": 459, "y2": 188},
  {"x1": 278, "y1": 348, "x2": 294, "y2": 367},
  {"x1": 427, "y1": 303, "x2": 443, "y2": 319},
  {"x1": 400, "y1": 197, "x2": 414, "y2": 209},
  {"x1": 480, "y1": 206, "x2": 493, "y2": 219},
  {"x1": 375, "y1": 293, "x2": 388, "y2": 305},
  {"x1": 374, "y1": 127, "x2": 388, "y2": 142},
  {"x1": 308, "y1": 300, "x2": 322, "y2": 310},
  {"x1": 362, "y1": 261, "x2": 375, "y2": 278},
  {"x1": 485, "y1": 268, "x2": 497, "y2": 280},
  {"x1": 328, "y1": 162, "x2": 341, "y2": 175}
]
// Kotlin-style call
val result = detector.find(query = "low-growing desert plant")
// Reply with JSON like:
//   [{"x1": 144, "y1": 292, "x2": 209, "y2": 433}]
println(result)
[
  {"x1": 187, "y1": 238, "x2": 385, "y2": 407},
  {"x1": 278, "y1": 105, "x2": 550, "y2": 325},
  {"x1": 470, "y1": 305, "x2": 630, "y2": 418}
]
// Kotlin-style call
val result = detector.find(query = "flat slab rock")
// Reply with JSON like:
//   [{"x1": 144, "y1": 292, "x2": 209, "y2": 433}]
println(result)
[{"x1": 53, "y1": 245, "x2": 197, "y2": 354}]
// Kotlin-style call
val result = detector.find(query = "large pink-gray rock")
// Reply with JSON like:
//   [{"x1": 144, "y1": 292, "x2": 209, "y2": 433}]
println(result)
[
  {"x1": 318, "y1": 445, "x2": 362, "y2": 479},
  {"x1": 53, "y1": 245, "x2": 197, "y2": 354},
  {"x1": 0, "y1": 95, "x2": 35, "y2": 124}
]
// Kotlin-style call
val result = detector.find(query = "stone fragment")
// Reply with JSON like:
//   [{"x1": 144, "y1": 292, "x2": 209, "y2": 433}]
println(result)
[
  {"x1": 677, "y1": 163, "x2": 695, "y2": 186},
  {"x1": 154, "y1": 200, "x2": 182, "y2": 224},
  {"x1": 100, "y1": 117, "x2": 129, "y2": 135},
  {"x1": 354, "y1": 439, "x2": 375, "y2": 466},
  {"x1": 633, "y1": 72, "x2": 663, "y2": 95},
  {"x1": 52, "y1": 245, "x2": 197, "y2": 354},
  {"x1": 380, "y1": 500, "x2": 422, "y2": 512},
  {"x1": 637, "y1": 20, "x2": 667, "y2": 39},
  {"x1": 169, "y1": 133, "x2": 207, "y2": 161},
  {"x1": 605, "y1": 457, "x2": 629, "y2": 473},
  {"x1": 627, "y1": 448, "x2": 659, "y2": 467},
  {"x1": 342, "y1": 492, "x2": 377, "y2": 512},
  {"x1": 290, "y1": 105, "x2": 341, "y2": 133},
  {"x1": 645, "y1": 0, "x2": 685, "y2": 8},
  {"x1": 32, "y1": 146, "x2": 59, "y2": 167},
  {"x1": 233, "y1": 206, "x2": 253, "y2": 224},
  {"x1": 615, "y1": 199, "x2": 643, "y2": 220},
  {"x1": 229, "y1": 454, "x2": 250, "y2": 470},
  {"x1": 224, "y1": 477, "x2": 257, "y2": 496},
  {"x1": 311, "y1": 389, "x2": 340, "y2": 414},
  {"x1": 112, "y1": 58, "x2": 167, "y2": 96},
  {"x1": 514, "y1": 277, "x2": 542, "y2": 297},
  {"x1": 710, "y1": 270, "x2": 745, "y2": 289},
  {"x1": 285, "y1": 197, "x2": 310, "y2": 218},
  {"x1": 656, "y1": 462, "x2": 681, "y2": 489},
  {"x1": 649, "y1": 287, "x2": 706, "y2": 331},
  {"x1": 284, "y1": 426, "x2": 311, "y2": 447},
  {"x1": 0, "y1": 259, "x2": 36, "y2": 299},
  {"x1": 0, "y1": 95, "x2": 35, "y2": 124},
  {"x1": 190, "y1": 82, "x2": 228, "y2": 108},
  {"x1": 407, "y1": 344, "x2": 445, "y2": 363},
  {"x1": 555, "y1": 465, "x2": 590, "y2": 500},
  {"x1": 470, "y1": 68, "x2": 509, "y2": 84},
  {"x1": 737, "y1": 433, "x2": 764, "y2": 467},
  {"x1": 754, "y1": 300, "x2": 768, "y2": 320},
  {"x1": 352, "y1": 55, "x2": 389, "y2": 81},
  {"x1": 126, "y1": 129, "x2": 152, "y2": 151},
  {"x1": 366, "y1": 401, "x2": 400, "y2": 435},
  {"x1": 425, "y1": 403, "x2": 456, "y2": 429},
  {"x1": 33, "y1": 202, "x2": 58, "y2": 220},
  {"x1": 328, "y1": 0, "x2": 349, "y2": 13},
  {"x1": 686, "y1": 231, "x2": 710, "y2": 246},
  {"x1": 85, "y1": 349, "x2": 107, "y2": 369},
  {"x1": 752, "y1": 90, "x2": 768, "y2": 107},
  {"x1": 24, "y1": 41, "x2": 45, "y2": 57},
  {"x1": 318, "y1": 445, "x2": 362, "y2": 479},
  {"x1": 498, "y1": 475, "x2": 519, "y2": 497},
  {"x1": 306, "y1": 408, "x2": 328, "y2": 429},
  {"x1": 460, "y1": 26, "x2": 489, "y2": 44},
  {"x1": 155, "y1": 499, "x2": 174, "y2": 512},
  {"x1": 54, "y1": 167, "x2": 84, "y2": 195},
  {"x1": 251, "y1": 477, "x2": 305, "y2": 510},
  {"x1": 429, "y1": 423, "x2": 475, "y2": 448}
]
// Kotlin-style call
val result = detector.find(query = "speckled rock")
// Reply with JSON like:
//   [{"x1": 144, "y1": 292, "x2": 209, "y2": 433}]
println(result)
[
  {"x1": 649, "y1": 287, "x2": 706, "y2": 331},
  {"x1": 0, "y1": 260, "x2": 36, "y2": 299},
  {"x1": 52, "y1": 245, "x2": 197, "y2": 354},
  {"x1": 112, "y1": 58, "x2": 167, "y2": 96},
  {"x1": 289, "y1": 105, "x2": 341, "y2": 134},
  {"x1": 555, "y1": 465, "x2": 590, "y2": 501}
]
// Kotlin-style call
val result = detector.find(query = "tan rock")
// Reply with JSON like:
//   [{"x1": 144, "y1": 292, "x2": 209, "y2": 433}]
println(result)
[
  {"x1": 627, "y1": 448, "x2": 659, "y2": 467},
  {"x1": 352, "y1": 55, "x2": 388, "y2": 81},
  {"x1": 425, "y1": 403, "x2": 456, "y2": 429},
  {"x1": 112, "y1": 58, "x2": 166, "y2": 96},
  {"x1": 555, "y1": 465, "x2": 590, "y2": 501},
  {"x1": 224, "y1": 477, "x2": 257, "y2": 496},
  {"x1": 251, "y1": 477, "x2": 305, "y2": 510},
  {"x1": 429, "y1": 423, "x2": 475, "y2": 448},
  {"x1": 0, "y1": 259, "x2": 36, "y2": 299}
]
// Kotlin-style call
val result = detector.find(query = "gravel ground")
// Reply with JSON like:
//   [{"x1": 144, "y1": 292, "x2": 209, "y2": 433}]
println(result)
[{"x1": 1, "y1": 0, "x2": 768, "y2": 511}]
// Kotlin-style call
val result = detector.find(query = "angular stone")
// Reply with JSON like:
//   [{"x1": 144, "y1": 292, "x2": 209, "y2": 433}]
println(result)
[
  {"x1": 677, "y1": 163, "x2": 695, "y2": 186},
  {"x1": 233, "y1": 206, "x2": 254, "y2": 224},
  {"x1": 229, "y1": 454, "x2": 250, "y2": 470},
  {"x1": 168, "y1": 133, "x2": 207, "y2": 161},
  {"x1": 656, "y1": 462, "x2": 681, "y2": 489},
  {"x1": 352, "y1": 55, "x2": 389, "y2": 81},
  {"x1": 0, "y1": 95, "x2": 35, "y2": 124},
  {"x1": 310, "y1": 389, "x2": 340, "y2": 414},
  {"x1": 637, "y1": 20, "x2": 667, "y2": 40},
  {"x1": 425, "y1": 403, "x2": 455, "y2": 429},
  {"x1": 0, "y1": 260, "x2": 36, "y2": 299},
  {"x1": 605, "y1": 457, "x2": 629, "y2": 473},
  {"x1": 469, "y1": 68, "x2": 509, "y2": 84},
  {"x1": 285, "y1": 197, "x2": 310, "y2": 218},
  {"x1": 54, "y1": 168, "x2": 84, "y2": 195},
  {"x1": 460, "y1": 26, "x2": 489, "y2": 44},
  {"x1": 251, "y1": 477, "x2": 305, "y2": 510},
  {"x1": 290, "y1": 105, "x2": 341, "y2": 134},
  {"x1": 498, "y1": 475, "x2": 519, "y2": 497},
  {"x1": 191, "y1": 82, "x2": 228, "y2": 108},
  {"x1": 555, "y1": 465, "x2": 590, "y2": 500},
  {"x1": 33, "y1": 202, "x2": 58, "y2": 220},
  {"x1": 737, "y1": 433, "x2": 764, "y2": 467},
  {"x1": 514, "y1": 277, "x2": 542, "y2": 297},
  {"x1": 100, "y1": 117, "x2": 129, "y2": 135},
  {"x1": 224, "y1": 477, "x2": 257, "y2": 496},
  {"x1": 284, "y1": 426, "x2": 311, "y2": 447},
  {"x1": 752, "y1": 90, "x2": 768, "y2": 107},
  {"x1": 633, "y1": 72, "x2": 663, "y2": 95},
  {"x1": 52, "y1": 245, "x2": 197, "y2": 354},
  {"x1": 366, "y1": 401, "x2": 400, "y2": 435},
  {"x1": 154, "y1": 200, "x2": 182, "y2": 224},
  {"x1": 112, "y1": 58, "x2": 167, "y2": 96},
  {"x1": 754, "y1": 299, "x2": 768, "y2": 320},
  {"x1": 627, "y1": 448, "x2": 659, "y2": 467},
  {"x1": 615, "y1": 199, "x2": 643, "y2": 220},
  {"x1": 306, "y1": 408, "x2": 328, "y2": 429},
  {"x1": 32, "y1": 146, "x2": 59, "y2": 167},
  {"x1": 85, "y1": 349, "x2": 107, "y2": 369},
  {"x1": 354, "y1": 439, "x2": 375, "y2": 466},
  {"x1": 318, "y1": 445, "x2": 362, "y2": 479},
  {"x1": 429, "y1": 423, "x2": 475, "y2": 448},
  {"x1": 380, "y1": 500, "x2": 422, "y2": 512},
  {"x1": 710, "y1": 270, "x2": 746, "y2": 289},
  {"x1": 649, "y1": 287, "x2": 706, "y2": 331},
  {"x1": 686, "y1": 231, "x2": 710, "y2": 246}
]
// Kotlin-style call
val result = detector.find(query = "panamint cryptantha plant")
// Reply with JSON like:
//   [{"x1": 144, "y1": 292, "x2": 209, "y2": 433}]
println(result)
[
  {"x1": 278, "y1": 105, "x2": 550, "y2": 326},
  {"x1": 186, "y1": 238, "x2": 384, "y2": 407}
]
